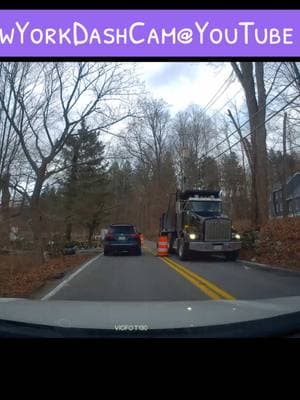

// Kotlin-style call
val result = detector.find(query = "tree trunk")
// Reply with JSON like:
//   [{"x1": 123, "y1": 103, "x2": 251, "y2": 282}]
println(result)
[
  {"x1": 31, "y1": 199, "x2": 45, "y2": 265},
  {"x1": 254, "y1": 62, "x2": 269, "y2": 226},
  {"x1": 243, "y1": 64, "x2": 261, "y2": 228},
  {"x1": 30, "y1": 170, "x2": 46, "y2": 264},
  {"x1": 251, "y1": 173, "x2": 258, "y2": 226},
  {"x1": 65, "y1": 220, "x2": 72, "y2": 242},
  {"x1": 227, "y1": 108, "x2": 257, "y2": 226},
  {"x1": 282, "y1": 112, "x2": 289, "y2": 217},
  {"x1": 0, "y1": 172, "x2": 11, "y2": 246},
  {"x1": 231, "y1": 62, "x2": 269, "y2": 228},
  {"x1": 292, "y1": 62, "x2": 300, "y2": 91},
  {"x1": 64, "y1": 145, "x2": 79, "y2": 242},
  {"x1": 87, "y1": 223, "x2": 96, "y2": 247}
]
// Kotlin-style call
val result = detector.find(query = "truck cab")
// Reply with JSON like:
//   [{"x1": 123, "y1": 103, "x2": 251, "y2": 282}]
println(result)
[{"x1": 161, "y1": 189, "x2": 241, "y2": 261}]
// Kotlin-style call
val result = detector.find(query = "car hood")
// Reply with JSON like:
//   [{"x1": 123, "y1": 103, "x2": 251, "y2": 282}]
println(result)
[{"x1": 1, "y1": 297, "x2": 300, "y2": 335}]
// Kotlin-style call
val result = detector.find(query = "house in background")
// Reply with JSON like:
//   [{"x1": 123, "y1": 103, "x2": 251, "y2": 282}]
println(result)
[{"x1": 271, "y1": 171, "x2": 300, "y2": 217}]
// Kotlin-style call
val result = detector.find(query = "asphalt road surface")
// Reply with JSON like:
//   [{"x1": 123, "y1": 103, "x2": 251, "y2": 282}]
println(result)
[{"x1": 39, "y1": 240, "x2": 300, "y2": 301}]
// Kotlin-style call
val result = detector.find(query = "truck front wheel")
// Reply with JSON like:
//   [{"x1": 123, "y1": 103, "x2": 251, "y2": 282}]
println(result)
[
  {"x1": 225, "y1": 250, "x2": 239, "y2": 261},
  {"x1": 178, "y1": 239, "x2": 190, "y2": 261},
  {"x1": 168, "y1": 237, "x2": 175, "y2": 254}
]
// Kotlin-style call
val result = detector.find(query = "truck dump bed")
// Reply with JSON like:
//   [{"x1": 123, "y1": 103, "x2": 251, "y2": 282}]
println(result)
[
  {"x1": 177, "y1": 190, "x2": 220, "y2": 200},
  {"x1": 161, "y1": 193, "x2": 176, "y2": 232},
  {"x1": 161, "y1": 190, "x2": 221, "y2": 233}
]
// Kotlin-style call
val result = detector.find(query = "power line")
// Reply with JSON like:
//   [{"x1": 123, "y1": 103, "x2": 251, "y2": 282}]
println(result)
[
  {"x1": 200, "y1": 77, "x2": 298, "y2": 161},
  {"x1": 204, "y1": 77, "x2": 298, "y2": 159},
  {"x1": 201, "y1": 72, "x2": 235, "y2": 115},
  {"x1": 211, "y1": 93, "x2": 300, "y2": 161},
  {"x1": 203, "y1": 71, "x2": 256, "y2": 119},
  {"x1": 207, "y1": 87, "x2": 243, "y2": 122},
  {"x1": 207, "y1": 73, "x2": 265, "y2": 122},
  {"x1": 206, "y1": 77, "x2": 263, "y2": 124},
  {"x1": 201, "y1": 74, "x2": 232, "y2": 112},
  {"x1": 195, "y1": 71, "x2": 284, "y2": 133},
  {"x1": 174, "y1": 72, "x2": 265, "y2": 141}
]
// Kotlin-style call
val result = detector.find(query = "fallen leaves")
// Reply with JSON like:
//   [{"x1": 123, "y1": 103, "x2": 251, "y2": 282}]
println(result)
[
  {"x1": 0, "y1": 253, "x2": 96, "y2": 298},
  {"x1": 240, "y1": 218, "x2": 300, "y2": 269}
]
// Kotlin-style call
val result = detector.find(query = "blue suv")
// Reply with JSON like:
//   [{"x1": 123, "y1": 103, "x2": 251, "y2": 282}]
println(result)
[{"x1": 103, "y1": 224, "x2": 142, "y2": 256}]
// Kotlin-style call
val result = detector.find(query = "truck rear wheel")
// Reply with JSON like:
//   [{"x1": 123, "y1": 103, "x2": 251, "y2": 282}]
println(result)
[
  {"x1": 225, "y1": 250, "x2": 239, "y2": 261},
  {"x1": 178, "y1": 239, "x2": 189, "y2": 261}
]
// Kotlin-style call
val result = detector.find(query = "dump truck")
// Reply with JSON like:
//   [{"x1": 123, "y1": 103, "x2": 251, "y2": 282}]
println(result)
[{"x1": 160, "y1": 189, "x2": 241, "y2": 261}]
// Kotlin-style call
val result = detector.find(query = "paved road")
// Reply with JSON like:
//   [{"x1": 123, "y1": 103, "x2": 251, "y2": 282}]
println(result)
[{"x1": 40, "y1": 240, "x2": 300, "y2": 302}]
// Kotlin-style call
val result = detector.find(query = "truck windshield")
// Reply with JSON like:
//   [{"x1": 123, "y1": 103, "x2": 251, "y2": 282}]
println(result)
[{"x1": 190, "y1": 201, "x2": 222, "y2": 216}]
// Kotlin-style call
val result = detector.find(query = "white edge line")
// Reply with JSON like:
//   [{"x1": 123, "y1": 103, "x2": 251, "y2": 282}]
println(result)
[{"x1": 40, "y1": 253, "x2": 103, "y2": 301}]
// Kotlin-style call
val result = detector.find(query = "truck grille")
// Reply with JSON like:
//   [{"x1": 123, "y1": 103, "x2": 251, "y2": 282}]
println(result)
[{"x1": 204, "y1": 219, "x2": 231, "y2": 241}]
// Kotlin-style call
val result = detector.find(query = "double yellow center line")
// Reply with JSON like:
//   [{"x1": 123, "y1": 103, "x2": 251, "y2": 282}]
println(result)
[
  {"x1": 144, "y1": 246, "x2": 235, "y2": 300},
  {"x1": 162, "y1": 256, "x2": 235, "y2": 300}
]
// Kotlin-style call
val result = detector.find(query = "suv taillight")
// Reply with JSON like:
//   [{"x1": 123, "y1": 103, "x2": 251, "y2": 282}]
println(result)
[
  {"x1": 105, "y1": 234, "x2": 114, "y2": 241},
  {"x1": 129, "y1": 234, "x2": 139, "y2": 239}
]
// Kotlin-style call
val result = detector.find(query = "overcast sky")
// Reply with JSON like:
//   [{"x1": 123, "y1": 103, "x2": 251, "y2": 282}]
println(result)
[
  {"x1": 105, "y1": 62, "x2": 245, "y2": 152},
  {"x1": 136, "y1": 61, "x2": 243, "y2": 116},
  {"x1": 103, "y1": 61, "x2": 248, "y2": 156}
]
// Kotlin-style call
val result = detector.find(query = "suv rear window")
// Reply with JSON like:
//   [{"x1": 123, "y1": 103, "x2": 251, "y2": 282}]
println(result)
[{"x1": 110, "y1": 226, "x2": 135, "y2": 234}]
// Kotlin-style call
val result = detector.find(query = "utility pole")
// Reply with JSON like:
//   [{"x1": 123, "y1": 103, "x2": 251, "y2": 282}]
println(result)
[{"x1": 181, "y1": 131, "x2": 188, "y2": 192}]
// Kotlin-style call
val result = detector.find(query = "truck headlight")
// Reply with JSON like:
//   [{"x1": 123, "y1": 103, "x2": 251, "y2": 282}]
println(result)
[
  {"x1": 235, "y1": 234, "x2": 241, "y2": 240},
  {"x1": 189, "y1": 233, "x2": 196, "y2": 240}
]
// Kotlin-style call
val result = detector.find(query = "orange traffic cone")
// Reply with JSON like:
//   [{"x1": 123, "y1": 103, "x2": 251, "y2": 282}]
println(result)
[
  {"x1": 140, "y1": 234, "x2": 144, "y2": 246},
  {"x1": 157, "y1": 235, "x2": 168, "y2": 257}
]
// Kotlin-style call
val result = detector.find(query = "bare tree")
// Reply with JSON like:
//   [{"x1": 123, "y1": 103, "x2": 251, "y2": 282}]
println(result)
[
  {"x1": 230, "y1": 62, "x2": 269, "y2": 228},
  {"x1": 121, "y1": 97, "x2": 175, "y2": 236},
  {"x1": 124, "y1": 97, "x2": 170, "y2": 174},
  {"x1": 0, "y1": 61, "x2": 136, "y2": 262},
  {"x1": 172, "y1": 105, "x2": 216, "y2": 190},
  {"x1": 0, "y1": 63, "x2": 22, "y2": 246}
]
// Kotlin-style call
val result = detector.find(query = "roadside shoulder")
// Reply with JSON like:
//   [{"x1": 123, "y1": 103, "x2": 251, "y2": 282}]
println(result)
[
  {"x1": 238, "y1": 259, "x2": 300, "y2": 275},
  {"x1": 30, "y1": 251, "x2": 102, "y2": 300}
]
